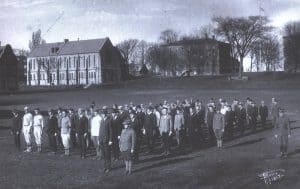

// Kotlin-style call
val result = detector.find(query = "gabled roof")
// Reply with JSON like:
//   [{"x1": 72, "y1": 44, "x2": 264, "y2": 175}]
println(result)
[{"x1": 29, "y1": 38, "x2": 109, "y2": 57}]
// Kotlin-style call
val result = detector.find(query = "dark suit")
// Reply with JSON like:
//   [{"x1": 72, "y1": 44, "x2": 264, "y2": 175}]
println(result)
[
  {"x1": 187, "y1": 113, "x2": 198, "y2": 150},
  {"x1": 236, "y1": 108, "x2": 246, "y2": 135},
  {"x1": 75, "y1": 116, "x2": 89, "y2": 157},
  {"x1": 248, "y1": 106, "x2": 258, "y2": 132},
  {"x1": 111, "y1": 115, "x2": 122, "y2": 159},
  {"x1": 11, "y1": 115, "x2": 22, "y2": 149},
  {"x1": 259, "y1": 105, "x2": 268, "y2": 127},
  {"x1": 143, "y1": 113, "x2": 157, "y2": 152},
  {"x1": 225, "y1": 110, "x2": 235, "y2": 139},
  {"x1": 69, "y1": 114, "x2": 77, "y2": 147},
  {"x1": 47, "y1": 116, "x2": 59, "y2": 152},
  {"x1": 100, "y1": 116, "x2": 113, "y2": 170}
]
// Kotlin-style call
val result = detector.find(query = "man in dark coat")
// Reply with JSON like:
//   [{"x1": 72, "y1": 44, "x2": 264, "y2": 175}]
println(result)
[
  {"x1": 236, "y1": 103, "x2": 247, "y2": 136},
  {"x1": 248, "y1": 102, "x2": 258, "y2": 132},
  {"x1": 75, "y1": 108, "x2": 89, "y2": 158},
  {"x1": 206, "y1": 106, "x2": 215, "y2": 142},
  {"x1": 195, "y1": 104, "x2": 205, "y2": 143},
  {"x1": 259, "y1": 101, "x2": 268, "y2": 128},
  {"x1": 68, "y1": 109, "x2": 77, "y2": 147},
  {"x1": 11, "y1": 110, "x2": 22, "y2": 150},
  {"x1": 111, "y1": 109, "x2": 122, "y2": 161},
  {"x1": 47, "y1": 110, "x2": 59, "y2": 154},
  {"x1": 99, "y1": 109, "x2": 113, "y2": 173},
  {"x1": 187, "y1": 107, "x2": 198, "y2": 150},
  {"x1": 225, "y1": 105, "x2": 235, "y2": 139},
  {"x1": 143, "y1": 107, "x2": 157, "y2": 153}
]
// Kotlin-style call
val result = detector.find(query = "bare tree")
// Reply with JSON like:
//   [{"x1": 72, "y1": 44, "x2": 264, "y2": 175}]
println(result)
[
  {"x1": 117, "y1": 39, "x2": 139, "y2": 65},
  {"x1": 159, "y1": 29, "x2": 179, "y2": 44},
  {"x1": 213, "y1": 16, "x2": 272, "y2": 78},
  {"x1": 284, "y1": 21, "x2": 300, "y2": 73},
  {"x1": 29, "y1": 29, "x2": 46, "y2": 50}
]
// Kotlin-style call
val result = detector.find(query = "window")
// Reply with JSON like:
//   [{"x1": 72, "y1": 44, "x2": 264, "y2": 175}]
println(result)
[
  {"x1": 94, "y1": 55, "x2": 96, "y2": 67},
  {"x1": 33, "y1": 60, "x2": 36, "y2": 70},
  {"x1": 94, "y1": 72, "x2": 96, "y2": 79}
]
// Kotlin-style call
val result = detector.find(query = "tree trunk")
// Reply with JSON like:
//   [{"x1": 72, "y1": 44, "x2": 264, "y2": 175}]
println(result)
[
  {"x1": 238, "y1": 55, "x2": 244, "y2": 78},
  {"x1": 250, "y1": 55, "x2": 253, "y2": 72}
]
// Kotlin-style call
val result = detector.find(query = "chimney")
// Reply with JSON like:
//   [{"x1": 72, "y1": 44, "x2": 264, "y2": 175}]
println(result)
[
  {"x1": 212, "y1": 35, "x2": 215, "y2": 40},
  {"x1": 77, "y1": 38, "x2": 80, "y2": 41},
  {"x1": 64, "y1": 39, "x2": 69, "y2": 43}
]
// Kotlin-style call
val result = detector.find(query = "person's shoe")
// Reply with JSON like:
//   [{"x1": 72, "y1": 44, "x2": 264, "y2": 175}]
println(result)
[
  {"x1": 127, "y1": 171, "x2": 132, "y2": 175},
  {"x1": 104, "y1": 169, "x2": 110, "y2": 173},
  {"x1": 124, "y1": 170, "x2": 129, "y2": 175}
]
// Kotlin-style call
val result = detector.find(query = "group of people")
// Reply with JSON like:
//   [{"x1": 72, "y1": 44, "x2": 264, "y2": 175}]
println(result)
[{"x1": 10, "y1": 97, "x2": 291, "y2": 175}]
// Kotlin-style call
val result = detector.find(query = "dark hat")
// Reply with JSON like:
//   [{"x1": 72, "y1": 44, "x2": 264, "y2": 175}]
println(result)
[
  {"x1": 279, "y1": 108, "x2": 285, "y2": 112},
  {"x1": 34, "y1": 108, "x2": 40, "y2": 111},
  {"x1": 148, "y1": 106, "x2": 154, "y2": 110},
  {"x1": 12, "y1": 109, "x2": 19, "y2": 114}
]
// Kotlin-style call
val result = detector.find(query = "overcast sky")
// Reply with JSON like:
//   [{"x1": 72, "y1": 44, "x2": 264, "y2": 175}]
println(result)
[{"x1": 1, "y1": 0, "x2": 300, "y2": 50}]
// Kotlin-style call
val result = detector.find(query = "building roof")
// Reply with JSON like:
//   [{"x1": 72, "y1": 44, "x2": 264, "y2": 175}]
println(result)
[{"x1": 29, "y1": 38, "x2": 109, "y2": 57}]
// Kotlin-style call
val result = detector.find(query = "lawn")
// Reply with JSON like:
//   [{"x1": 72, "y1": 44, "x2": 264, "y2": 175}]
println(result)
[{"x1": 0, "y1": 74, "x2": 300, "y2": 189}]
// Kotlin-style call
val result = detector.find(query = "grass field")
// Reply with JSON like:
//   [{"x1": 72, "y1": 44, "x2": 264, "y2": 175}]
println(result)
[{"x1": 0, "y1": 74, "x2": 300, "y2": 189}]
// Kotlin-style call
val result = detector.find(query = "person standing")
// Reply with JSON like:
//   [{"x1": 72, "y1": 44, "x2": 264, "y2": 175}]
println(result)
[
  {"x1": 90, "y1": 110, "x2": 102, "y2": 159},
  {"x1": 236, "y1": 103, "x2": 247, "y2": 136},
  {"x1": 111, "y1": 109, "x2": 122, "y2": 161},
  {"x1": 187, "y1": 107, "x2": 198, "y2": 150},
  {"x1": 213, "y1": 109, "x2": 225, "y2": 148},
  {"x1": 270, "y1": 98, "x2": 279, "y2": 127},
  {"x1": 56, "y1": 108, "x2": 64, "y2": 147},
  {"x1": 206, "y1": 106, "x2": 215, "y2": 143},
  {"x1": 119, "y1": 118, "x2": 136, "y2": 175},
  {"x1": 143, "y1": 107, "x2": 157, "y2": 154},
  {"x1": 47, "y1": 110, "x2": 59, "y2": 154},
  {"x1": 11, "y1": 110, "x2": 22, "y2": 150},
  {"x1": 173, "y1": 108, "x2": 185, "y2": 150},
  {"x1": 68, "y1": 109, "x2": 77, "y2": 148},
  {"x1": 159, "y1": 108, "x2": 173, "y2": 156},
  {"x1": 130, "y1": 110, "x2": 140, "y2": 161},
  {"x1": 76, "y1": 108, "x2": 88, "y2": 158},
  {"x1": 224, "y1": 105, "x2": 234, "y2": 139},
  {"x1": 274, "y1": 108, "x2": 291, "y2": 158},
  {"x1": 248, "y1": 102, "x2": 258, "y2": 132},
  {"x1": 99, "y1": 109, "x2": 113, "y2": 173},
  {"x1": 61, "y1": 110, "x2": 71, "y2": 156},
  {"x1": 23, "y1": 106, "x2": 33, "y2": 152},
  {"x1": 33, "y1": 108, "x2": 44, "y2": 153},
  {"x1": 259, "y1": 101, "x2": 268, "y2": 128}
]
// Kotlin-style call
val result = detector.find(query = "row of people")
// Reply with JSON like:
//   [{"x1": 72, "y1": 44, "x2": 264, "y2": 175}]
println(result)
[{"x1": 10, "y1": 97, "x2": 285, "y2": 174}]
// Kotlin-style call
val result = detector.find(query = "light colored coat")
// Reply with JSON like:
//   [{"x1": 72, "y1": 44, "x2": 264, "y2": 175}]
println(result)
[{"x1": 159, "y1": 115, "x2": 172, "y2": 134}]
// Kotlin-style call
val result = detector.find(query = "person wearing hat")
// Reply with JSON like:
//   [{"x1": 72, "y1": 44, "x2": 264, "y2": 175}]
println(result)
[
  {"x1": 213, "y1": 109, "x2": 225, "y2": 148},
  {"x1": 11, "y1": 109, "x2": 22, "y2": 150},
  {"x1": 129, "y1": 110, "x2": 140, "y2": 161},
  {"x1": 236, "y1": 103, "x2": 247, "y2": 136},
  {"x1": 75, "y1": 108, "x2": 89, "y2": 158},
  {"x1": 119, "y1": 118, "x2": 136, "y2": 175},
  {"x1": 23, "y1": 106, "x2": 33, "y2": 152},
  {"x1": 159, "y1": 108, "x2": 173, "y2": 155},
  {"x1": 90, "y1": 110, "x2": 103, "y2": 159},
  {"x1": 274, "y1": 108, "x2": 291, "y2": 158},
  {"x1": 99, "y1": 108, "x2": 113, "y2": 173},
  {"x1": 111, "y1": 109, "x2": 122, "y2": 161},
  {"x1": 33, "y1": 108, "x2": 44, "y2": 153},
  {"x1": 143, "y1": 107, "x2": 157, "y2": 154},
  {"x1": 47, "y1": 110, "x2": 59, "y2": 154}
]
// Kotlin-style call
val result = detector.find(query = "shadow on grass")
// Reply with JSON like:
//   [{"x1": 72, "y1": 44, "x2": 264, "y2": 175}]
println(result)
[
  {"x1": 134, "y1": 156, "x2": 195, "y2": 173},
  {"x1": 225, "y1": 137, "x2": 266, "y2": 149},
  {"x1": 287, "y1": 149, "x2": 300, "y2": 156}
]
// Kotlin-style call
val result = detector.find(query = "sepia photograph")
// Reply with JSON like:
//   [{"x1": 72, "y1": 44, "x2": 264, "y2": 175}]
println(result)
[{"x1": 0, "y1": 0, "x2": 300, "y2": 188}]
